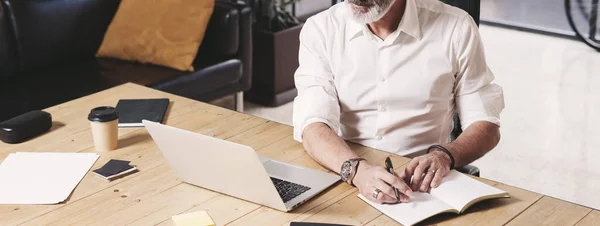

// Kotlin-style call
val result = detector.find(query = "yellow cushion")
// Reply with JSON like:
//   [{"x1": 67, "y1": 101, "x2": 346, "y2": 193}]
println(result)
[{"x1": 96, "y1": 0, "x2": 214, "y2": 71}]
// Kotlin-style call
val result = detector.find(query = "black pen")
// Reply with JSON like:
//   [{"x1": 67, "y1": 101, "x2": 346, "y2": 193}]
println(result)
[{"x1": 385, "y1": 157, "x2": 400, "y2": 201}]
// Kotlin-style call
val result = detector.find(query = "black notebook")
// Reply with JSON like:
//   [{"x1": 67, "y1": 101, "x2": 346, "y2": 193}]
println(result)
[
  {"x1": 93, "y1": 159, "x2": 137, "y2": 180},
  {"x1": 115, "y1": 98, "x2": 169, "y2": 127}
]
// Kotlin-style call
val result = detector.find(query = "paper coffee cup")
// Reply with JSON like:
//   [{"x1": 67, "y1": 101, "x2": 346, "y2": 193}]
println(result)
[{"x1": 88, "y1": 106, "x2": 119, "y2": 151}]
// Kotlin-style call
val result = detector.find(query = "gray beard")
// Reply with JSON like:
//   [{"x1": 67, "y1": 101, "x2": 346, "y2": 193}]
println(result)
[{"x1": 346, "y1": 0, "x2": 396, "y2": 24}]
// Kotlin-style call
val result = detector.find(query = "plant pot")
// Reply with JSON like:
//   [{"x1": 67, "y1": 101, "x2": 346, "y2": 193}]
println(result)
[{"x1": 246, "y1": 23, "x2": 303, "y2": 107}]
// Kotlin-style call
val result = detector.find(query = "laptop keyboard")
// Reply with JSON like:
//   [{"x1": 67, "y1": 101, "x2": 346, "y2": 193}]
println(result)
[{"x1": 270, "y1": 177, "x2": 311, "y2": 203}]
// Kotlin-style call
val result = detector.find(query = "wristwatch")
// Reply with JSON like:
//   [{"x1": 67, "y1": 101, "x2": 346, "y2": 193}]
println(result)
[{"x1": 340, "y1": 158, "x2": 366, "y2": 185}]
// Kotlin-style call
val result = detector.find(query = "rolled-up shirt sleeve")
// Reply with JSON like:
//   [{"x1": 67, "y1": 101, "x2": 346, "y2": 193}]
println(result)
[
  {"x1": 453, "y1": 16, "x2": 505, "y2": 131},
  {"x1": 292, "y1": 18, "x2": 341, "y2": 142}
]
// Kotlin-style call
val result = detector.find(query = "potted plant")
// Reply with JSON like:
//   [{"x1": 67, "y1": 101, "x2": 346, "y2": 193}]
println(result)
[{"x1": 245, "y1": 0, "x2": 305, "y2": 106}]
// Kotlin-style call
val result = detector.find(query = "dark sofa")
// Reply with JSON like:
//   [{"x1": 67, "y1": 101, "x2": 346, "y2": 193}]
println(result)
[{"x1": 0, "y1": 0, "x2": 252, "y2": 122}]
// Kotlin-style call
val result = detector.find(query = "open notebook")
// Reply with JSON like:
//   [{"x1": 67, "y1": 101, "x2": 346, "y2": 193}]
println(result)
[{"x1": 359, "y1": 170, "x2": 509, "y2": 226}]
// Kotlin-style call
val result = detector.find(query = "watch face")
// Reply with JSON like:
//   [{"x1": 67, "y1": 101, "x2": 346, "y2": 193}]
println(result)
[{"x1": 341, "y1": 161, "x2": 352, "y2": 181}]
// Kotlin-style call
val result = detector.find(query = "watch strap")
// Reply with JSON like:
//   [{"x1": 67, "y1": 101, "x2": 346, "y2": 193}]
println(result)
[
  {"x1": 350, "y1": 158, "x2": 366, "y2": 186},
  {"x1": 346, "y1": 158, "x2": 366, "y2": 186}
]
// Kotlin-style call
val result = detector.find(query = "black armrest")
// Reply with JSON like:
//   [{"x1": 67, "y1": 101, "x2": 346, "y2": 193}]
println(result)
[
  {"x1": 456, "y1": 165, "x2": 480, "y2": 177},
  {"x1": 233, "y1": 3, "x2": 252, "y2": 91},
  {"x1": 193, "y1": 1, "x2": 252, "y2": 92},
  {"x1": 214, "y1": 1, "x2": 252, "y2": 91},
  {"x1": 194, "y1": 3, "x2": 240, "y2": 67}
]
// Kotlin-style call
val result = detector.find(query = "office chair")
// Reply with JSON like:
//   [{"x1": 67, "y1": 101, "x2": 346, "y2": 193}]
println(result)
[
  {"x1": 442, "y1": 0, "x2": 480, "y2": 25},
  {"x1": 442, "y1": 0, "x2": 482, "y2": 177}
]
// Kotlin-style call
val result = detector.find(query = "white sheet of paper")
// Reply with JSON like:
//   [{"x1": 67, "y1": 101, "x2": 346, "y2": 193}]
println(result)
[
  {"x1": 0, "y1": 152, "x2": 99, "y2": 204},
  {"x1": 358, "y1": 192, "x2": 455, "y2": 226},
  {"x1": 430, "y1": 170, "x2": 508, "y2": 211}
]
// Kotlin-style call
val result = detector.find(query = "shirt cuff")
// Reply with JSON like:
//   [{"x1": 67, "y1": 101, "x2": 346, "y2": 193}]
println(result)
[
  {"x1": 456, "y1": 84, "x2": 504, "y2": 130},
  {"x1": 293, "y1": 118, "x2": 340, "y2": 143}
]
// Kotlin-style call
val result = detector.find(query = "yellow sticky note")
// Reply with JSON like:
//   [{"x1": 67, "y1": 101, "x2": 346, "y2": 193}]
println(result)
[{"x1": 172, "y1": 211, "x2": 215, "y2": 226}]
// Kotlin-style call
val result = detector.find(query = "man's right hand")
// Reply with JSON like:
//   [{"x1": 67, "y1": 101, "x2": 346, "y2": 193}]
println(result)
[
  {"x1": 353, "y1": 162, "x2": 413, "y2": 204},
  {"x1": 300, "y1": 123, "x2": 412, "y2": 204}
]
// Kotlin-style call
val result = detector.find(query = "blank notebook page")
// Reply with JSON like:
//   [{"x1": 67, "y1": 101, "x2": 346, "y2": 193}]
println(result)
[
  {"x1": 0, "y1": 152, "x2": 99, "y2": 204},
  {"x1": 430, "y1": 170, "x2": 508, "y2": 211},
  {"x1": 358, "y1": 192, "x2": 455, "y2": 226}
]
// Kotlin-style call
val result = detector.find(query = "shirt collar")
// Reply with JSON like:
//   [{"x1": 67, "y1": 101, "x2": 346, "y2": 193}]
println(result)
[
  {"x1": 346, "y1": 0, "x2": 421, "y2": 42},
  {"x1": 399, "y1": 0, "x2": 421, "y2": 40},
  {"x1": 345, "y1": 12, "x2": 365, "y2": 42}
]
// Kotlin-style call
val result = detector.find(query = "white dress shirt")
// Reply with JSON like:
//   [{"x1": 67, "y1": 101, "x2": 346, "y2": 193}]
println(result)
[{"x1": 292, "y1": 0, "x2": 505, "y2": 156}]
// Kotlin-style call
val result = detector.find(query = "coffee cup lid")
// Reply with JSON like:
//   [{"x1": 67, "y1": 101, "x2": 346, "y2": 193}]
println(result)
[{"x1": 88, "y1": 106, "x2": 119, "y2": 122}]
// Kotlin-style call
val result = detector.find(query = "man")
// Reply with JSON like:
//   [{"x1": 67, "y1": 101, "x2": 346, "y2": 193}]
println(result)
[{"x1": 292, "y1": 0, "x2": 505, "y2": 205}]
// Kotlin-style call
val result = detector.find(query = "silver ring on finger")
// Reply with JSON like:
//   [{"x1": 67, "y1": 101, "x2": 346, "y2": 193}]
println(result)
[
  {"x1": 427, "y1": 169, "x2": 436, "y2": 174},
  {"x1": 372, "y1": 188, "x2": 382, "y2": 199}
]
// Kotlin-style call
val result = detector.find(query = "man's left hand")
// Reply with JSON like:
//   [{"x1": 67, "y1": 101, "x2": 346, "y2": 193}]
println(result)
[{"x1": 400, "y1": 150, "x2": 453, "y2": 192}]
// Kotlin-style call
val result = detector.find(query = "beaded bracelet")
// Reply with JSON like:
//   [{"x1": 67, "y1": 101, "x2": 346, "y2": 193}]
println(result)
[{"x1": 427, "y1": 145, "x2": 455, "y2": 170}]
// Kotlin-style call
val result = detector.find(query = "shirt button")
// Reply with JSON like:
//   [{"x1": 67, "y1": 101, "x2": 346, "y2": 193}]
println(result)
[
  {"x1": 380, "y1": 77, "x2": 386, "y2": 82},
  {"x1": 379, "y1": 106, "x2": 386, "y2": 112},
  {"x1": 375, "y1": 135, "x2": 382, "y2": 140}
]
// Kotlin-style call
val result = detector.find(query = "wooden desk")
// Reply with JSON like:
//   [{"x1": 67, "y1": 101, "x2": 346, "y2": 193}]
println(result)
[{"x1": 1, "y1": 83, "x2": 597, "y2": 225}]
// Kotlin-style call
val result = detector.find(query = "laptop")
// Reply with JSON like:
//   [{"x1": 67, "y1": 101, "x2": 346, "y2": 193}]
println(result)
[{"x1": 143, "y1": 120, "x2": 340, "y2": 212}]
